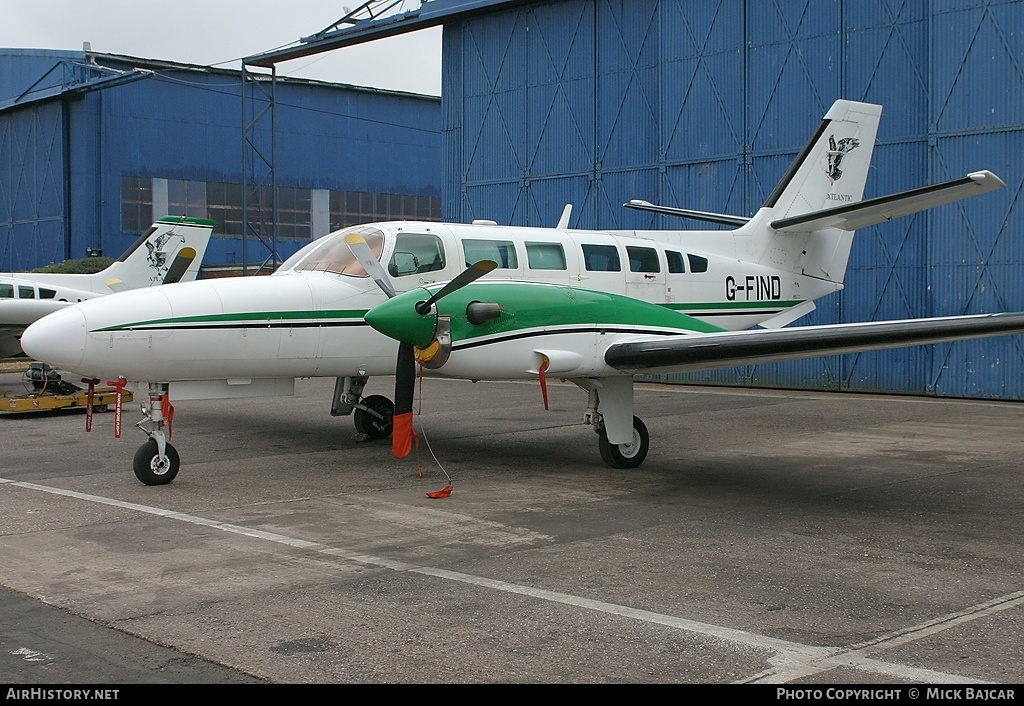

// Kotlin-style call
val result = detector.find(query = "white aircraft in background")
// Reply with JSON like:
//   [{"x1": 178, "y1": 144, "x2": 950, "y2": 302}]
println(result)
[
  {"x1": 1, "y1": 215, "x2": 213, "y2": 359},
  {"x1": 22, "y1": 100, "x2": 1024, "y2": 486}
]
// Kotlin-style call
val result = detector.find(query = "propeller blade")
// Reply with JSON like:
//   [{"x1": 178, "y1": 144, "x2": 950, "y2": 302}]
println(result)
[
  {"x1": 344, "y1": 232, "x2": 397, "y2": 298},
  {"x1": 416, "y1": 260, "x2": 498, "y2": 314},
  {"x1": 392, "y1": 341, "x2": 417, "y2": 458}
]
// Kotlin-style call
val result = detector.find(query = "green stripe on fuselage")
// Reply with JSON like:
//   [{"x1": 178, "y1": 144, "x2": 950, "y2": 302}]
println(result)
[
  {"x1": 92, "y1": 309, "x2": 368, "y2": 332},
  {"x1": 92, "y1": 289, "x2": 805, "y2": 338}
]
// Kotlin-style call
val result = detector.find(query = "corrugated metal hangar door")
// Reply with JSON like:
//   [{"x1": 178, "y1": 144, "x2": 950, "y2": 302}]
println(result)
[
  {"x1": 442, "y1": 0, "x2": 1024, "y2": 399},
  {"x1": 0, "y1": 101, "x2": 67, "y2": 270}
]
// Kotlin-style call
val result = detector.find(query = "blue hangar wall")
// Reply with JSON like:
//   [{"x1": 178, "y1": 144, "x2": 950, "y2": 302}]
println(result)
[
  {"x1": 441, "y1": 0, "x2": 1024, "y2": 400},
  {"x1": 0, "y1": 48, "x2": 442, "y2": 273}
]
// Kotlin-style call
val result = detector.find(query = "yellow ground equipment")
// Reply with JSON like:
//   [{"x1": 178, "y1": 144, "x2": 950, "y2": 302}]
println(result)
[
  {"x1": 1, "y1": 362, "x2": 133, "y2": 414},
  {"x1": 2, "y1": 386, "x2": 132, "y2": 414}
]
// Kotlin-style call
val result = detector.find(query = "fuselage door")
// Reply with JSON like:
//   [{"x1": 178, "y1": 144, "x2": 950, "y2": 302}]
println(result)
[{"x1": 623, "y1": 243, "x2": 666, "y2": 303}]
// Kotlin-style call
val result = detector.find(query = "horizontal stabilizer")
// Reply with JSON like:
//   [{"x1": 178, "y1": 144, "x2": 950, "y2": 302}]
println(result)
[
  {"x1": 624, "y1": 200, "x2": 750, "y2": 227},
  {"x1": 605, "y1": 312, "x2": 1024, "y2": 374},
  {"x1": 771, "y1": 170, "x2": 1005, "y2": 232}
]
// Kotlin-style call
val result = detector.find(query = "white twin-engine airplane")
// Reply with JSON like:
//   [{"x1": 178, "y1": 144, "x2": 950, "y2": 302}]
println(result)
[
  {"x1": 21, "y1": 100, "x2": 1024, "y2": 486},
  {"x1": 1, "y1": 215, "x2": 213, "y2": 359}
]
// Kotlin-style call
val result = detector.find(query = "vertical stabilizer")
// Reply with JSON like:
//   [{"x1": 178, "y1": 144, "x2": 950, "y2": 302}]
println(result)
[
  {"x1": 743, "y1": 101, "x2": 882, "y2": 288},
  {"x1": 98, "y1": 216, "x2": 214, "y2": 292},
  {"x1": 761, "y1": 100, "x2": 882, "y2": 221}
]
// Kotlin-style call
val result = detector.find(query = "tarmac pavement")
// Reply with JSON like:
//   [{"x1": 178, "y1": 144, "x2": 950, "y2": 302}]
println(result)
[{"x1": 0, "y1": 364, "x2": 1022, "y2": 685}]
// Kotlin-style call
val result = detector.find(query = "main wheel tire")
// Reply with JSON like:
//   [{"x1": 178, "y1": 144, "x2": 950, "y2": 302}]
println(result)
[
  {"x1": 353, "y1": 394, "x2": 394, "y2": 439},
  {"x1": 598, "y1": 416, "x2": 650, "y2": 469},
  {"x1": 132, "y1": 439, "x2": 180, "y2": 485}
]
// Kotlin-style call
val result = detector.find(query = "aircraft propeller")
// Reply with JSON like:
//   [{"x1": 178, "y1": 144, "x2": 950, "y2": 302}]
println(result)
[
  {"x1": 383, "y1": 259, "x2": 496, "y2": 458},
  {"x1": 344, "y1": 232, "x2": 497, "y2": 457},
  {"x1": 344, "y1": 233, "x2": 397, "y2": 298}
]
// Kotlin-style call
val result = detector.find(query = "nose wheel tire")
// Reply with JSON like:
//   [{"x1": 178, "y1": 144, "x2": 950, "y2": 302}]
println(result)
[
  {"x1": 133, "y1": 439, "x2": 180, "y2": 485},
  {"x1": 353, "y1": 394, "x2": 395, "y2": 440},
  {"x1": 598, "y1": 416, "x2": 649, "y2": 469}
]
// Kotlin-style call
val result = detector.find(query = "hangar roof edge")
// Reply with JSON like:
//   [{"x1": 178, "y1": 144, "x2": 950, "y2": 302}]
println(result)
[
  {"x1": 0, "y1": 47, "x2": 441, "y2": 103},
  {"x1": 95, "y1": 51, "x2": 442, "y2": 101},
  {"x1": 244, "y1": 0, "x2": 547, "y2": 67}
]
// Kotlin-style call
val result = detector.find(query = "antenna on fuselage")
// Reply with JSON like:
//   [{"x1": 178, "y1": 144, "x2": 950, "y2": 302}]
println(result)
[{"x1": 556, "y1": 204, "x2": 572, "y2": 229}]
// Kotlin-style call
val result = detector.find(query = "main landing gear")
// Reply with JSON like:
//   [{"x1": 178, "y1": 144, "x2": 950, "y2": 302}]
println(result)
[
  {"x1": 332, "y1": 375, "x2": 651, "y2": 469},
  {"x1": 578, "y1": 377, "x2": 650, "y2": 469},
  {"x1": 133, "y1": 383, "x2": 179, "y2": 485},
  {"x1": 332, "y1": 375, "x2": 394, "y2": 440}
]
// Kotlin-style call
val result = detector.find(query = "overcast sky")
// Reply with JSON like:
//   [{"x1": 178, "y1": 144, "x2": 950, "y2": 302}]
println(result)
[{"x1": 1, "y1": 1, "x2": 443, "y2": 95}]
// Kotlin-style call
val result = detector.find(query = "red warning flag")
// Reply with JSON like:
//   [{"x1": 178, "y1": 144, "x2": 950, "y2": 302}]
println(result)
[
  {"x1": 538, "y1": 355, "x2": 550, "y2": 410},
  {"x1": 161, "y1": 394, "x2": 174, "y2": 440},
  {"x1": 426, "y1": 485, "x2": 453, "y2": 499},
  {"x1": 393, "y1": 411, "x2": 414, "y2": 458},
  {"x1": 82, "y1": 378, "x2": 99, "y2": 432}
]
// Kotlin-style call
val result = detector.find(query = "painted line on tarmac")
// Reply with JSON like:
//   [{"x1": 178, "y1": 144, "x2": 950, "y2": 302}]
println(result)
[{"x1": 1, "y1": 477, "x2": 1006, "y2": 684}]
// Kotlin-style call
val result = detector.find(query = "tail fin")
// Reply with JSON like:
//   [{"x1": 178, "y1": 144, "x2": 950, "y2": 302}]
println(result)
[
  {"x1": 745, "y1": 99, "x2": 1004, "y2": 312},
  {"x1": 760, "y1": 100, "x2": 882, "y2": 220},
  {"x1": 99, "y1": 216, "x2": 213, "y2": 292},
  {"x1": 740, "y1": 100, "x2": 881, "y2": 289}
]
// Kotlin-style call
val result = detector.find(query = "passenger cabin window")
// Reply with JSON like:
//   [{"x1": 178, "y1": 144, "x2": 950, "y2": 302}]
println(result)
[
  {"x1": 389, "y1": 233, "x2": 446, "y2": 277},
  {"x1": 666, "y1": 250, "x2": 686, "y2": 274},
  {"x1": 0, "y1": 284, "x2": 12, "y2": 298},
  {"x1": 292, "y1": 225, "x2": 384, "y2": 277},
  {"x1": 526, "y1": 242, "x2": 566, "y2": 270},
  {"x1": 581, "y1": 244, "x2": 621, "y2": 272},
  {"x1": 626, "y1": 246, "x2": 660, "y2": 273},
  {"x1": 18, "y1": 286, "x2": 34, "y2": 299},
  {"x1": 687, "y1": 254, "x2": 709, "y2": 273},
  {"x1": 39, "y1": 288, "x2": 57, "y2": 299},
  {"x1": 463, "y1": 239, "x2": 518, "y2": 268}
]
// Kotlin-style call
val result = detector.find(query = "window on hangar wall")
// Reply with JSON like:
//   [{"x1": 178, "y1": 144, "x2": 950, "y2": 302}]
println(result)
[
  {"x1": 329, "y1": 190, "x2": 440, "y2": 230},
  {"x1": 121, "y1": 176, "x2": 440, "y2": 240}
]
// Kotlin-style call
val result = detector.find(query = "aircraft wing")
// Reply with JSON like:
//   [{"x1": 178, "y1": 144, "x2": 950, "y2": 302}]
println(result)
[
  {"x1": 771, "y1": 170, "x2": 1005, "y2": 232},
  {"x1": 604, "y1": 312, "x2": 1024, "y2": 374}
]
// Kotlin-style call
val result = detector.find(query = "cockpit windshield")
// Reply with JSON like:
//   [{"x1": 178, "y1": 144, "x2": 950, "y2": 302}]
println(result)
[{"x1": 283, "y1": 226, "x2": 385, "y2": 277}]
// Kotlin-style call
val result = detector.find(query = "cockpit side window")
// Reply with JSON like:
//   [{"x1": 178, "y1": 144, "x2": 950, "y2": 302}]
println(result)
[
  {"x1": 290, "y1": 226, "x2": 384, "y2": 277},
  {"x1": 0, "y1": 284, "x2": 12, "y2": 298},
  {"x1": 18, "y1": 286, "x2": 35, "y2": 299},
  {"x1": 388, "y1": 233, "x2": 446, "y2": 277}
]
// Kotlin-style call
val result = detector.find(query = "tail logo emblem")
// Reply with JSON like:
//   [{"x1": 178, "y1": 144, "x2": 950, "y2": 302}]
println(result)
[
  {"x1": 826, "y1": 135, "x2": 860, "y2": 181},
  {"x1": 145, "y1": 232, "x2": 177, "y2": 284}
]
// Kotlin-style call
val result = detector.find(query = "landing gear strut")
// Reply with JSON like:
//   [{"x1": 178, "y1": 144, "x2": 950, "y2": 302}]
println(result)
[{"x1": 133, "y1": 383, "x2": 179, "y2": 485}]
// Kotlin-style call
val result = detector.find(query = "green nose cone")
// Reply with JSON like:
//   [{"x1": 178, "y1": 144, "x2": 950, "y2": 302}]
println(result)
[{"x1": 364, "y1": 290, "x2": 438, "y2": 347}]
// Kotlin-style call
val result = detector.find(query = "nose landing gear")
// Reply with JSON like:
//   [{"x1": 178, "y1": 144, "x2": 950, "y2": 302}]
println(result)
[{"x1": 133, "y1": 383, "x2": 178, "y2": 485}]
